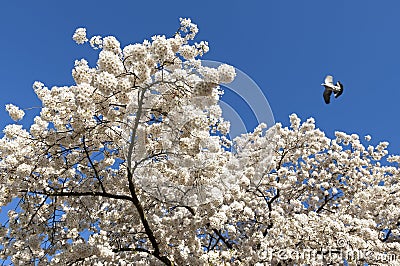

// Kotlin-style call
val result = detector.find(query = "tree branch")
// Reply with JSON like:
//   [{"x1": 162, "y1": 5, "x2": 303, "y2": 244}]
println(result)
[
  {"x1": 212, "y1": 228, "x2": 233, "y2": 249},
  {"x1": 127, "y1": 88, "x2": 146, "y2": 171},
  {"x1": 19, "y1": 190, "x2": 134, "y2": 202},
  {"x1": 82, "y1": 135, "x2": 106, "y2": 193},
  {"x1": 126, "y1": 169, "x2": 172, "y2": 265}
]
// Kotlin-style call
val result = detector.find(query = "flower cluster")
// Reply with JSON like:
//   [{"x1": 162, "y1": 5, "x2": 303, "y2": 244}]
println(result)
[
  {"x1": 5, "y1": 104, "x2": 25, "y2": 121},
  {"x1": 72, "y1": 27, "x2": 88, "y2": 44}
]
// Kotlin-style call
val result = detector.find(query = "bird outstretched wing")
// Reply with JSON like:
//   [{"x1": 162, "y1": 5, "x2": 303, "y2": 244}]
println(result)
[
  {"x1": 323, "y1": 87, "x2": 332, "y2": 104},
  {"x1": 334, "y1": 81, "x2": 344, "y2": 98},
  {"x1": 324, "y1": 75, "x2": 334, "y2": 85}
]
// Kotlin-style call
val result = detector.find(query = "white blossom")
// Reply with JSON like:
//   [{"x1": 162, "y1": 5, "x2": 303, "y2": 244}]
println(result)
[
  {"x1": 102, "y1": 36, "x2": 121, "y2": 55},
  {"x1": 5, "y1": 104, "x2": 24, "y2": 121},
  {"x1": 90, "y1": 35, "x2": 103, "y2": 49},
  {"x1": 217, "y1": 64, "x2": 236, "y2": 83},
  {"x1": 123, "y1": 43, "x2": 147, "y2": 62},
  {"x1": 179, "y1": 44, "x2": 197, "y2": 60},
  {"x1": 72, "y1": 27, "x2": 88, "y2": 44}
]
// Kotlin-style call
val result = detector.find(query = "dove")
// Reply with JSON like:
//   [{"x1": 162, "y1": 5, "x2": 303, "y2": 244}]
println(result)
[{"x1": 321, "y1": 75, "x2": 344, "y2": 104}]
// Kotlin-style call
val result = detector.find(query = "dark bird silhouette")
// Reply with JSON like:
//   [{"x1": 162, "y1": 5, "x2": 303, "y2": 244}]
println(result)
[{"x1": 321, "y1": 75, "x2": 344, "y2": 104}]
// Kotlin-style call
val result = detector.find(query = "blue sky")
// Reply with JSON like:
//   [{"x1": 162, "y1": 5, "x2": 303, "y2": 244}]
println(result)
[{"x1": 1, "y1": 1, "x2": 400, "y2": 154}]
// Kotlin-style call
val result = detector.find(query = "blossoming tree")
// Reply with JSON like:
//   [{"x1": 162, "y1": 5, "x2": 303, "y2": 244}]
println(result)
[{"x1": 0, "y1": 18, "x2": 399, "y2": 265}]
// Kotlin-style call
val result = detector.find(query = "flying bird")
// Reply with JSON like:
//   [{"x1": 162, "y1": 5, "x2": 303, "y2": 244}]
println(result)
[{"x1": 321, "y1": 75, "x2": 344, "y2": 104}]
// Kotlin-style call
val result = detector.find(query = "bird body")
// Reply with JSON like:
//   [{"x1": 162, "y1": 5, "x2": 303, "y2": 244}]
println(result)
[{"x1": 321, "y1": 75, "x2": 343, "y2": 104}]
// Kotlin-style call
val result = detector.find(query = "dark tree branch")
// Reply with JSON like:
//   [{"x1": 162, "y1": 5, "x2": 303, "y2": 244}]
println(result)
[
  {"x1": 20, "y1": 190, "x2": 134, "y2": 202},
  {"x1": 126, "y1": 169, "x2": 172, "y2": 266},
  {"x1": 212, "y1": 229, "x2": 233, "y2": 249},
  {"x1": 82, "y1": 135, "x2": 106, "y2": 193},
  {"x1": 316, "y1": 194, "x2": 335, "y2": 213}
]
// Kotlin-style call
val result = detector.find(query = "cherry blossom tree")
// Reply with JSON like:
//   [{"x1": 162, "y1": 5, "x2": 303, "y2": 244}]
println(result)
[{"x1": 0, "y1": 18, "x2": 399, "y2": 265}]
